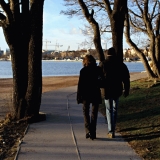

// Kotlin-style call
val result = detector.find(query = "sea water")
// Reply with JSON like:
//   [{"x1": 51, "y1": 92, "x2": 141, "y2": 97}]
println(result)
[{"x1": 0, "y1": 60, "x2": 145, "y2": 78}]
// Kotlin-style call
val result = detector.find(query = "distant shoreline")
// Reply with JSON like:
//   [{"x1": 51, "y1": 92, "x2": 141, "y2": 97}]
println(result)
[{"x1": 0, "y1": 59, "x2": 143, "y2": 63}]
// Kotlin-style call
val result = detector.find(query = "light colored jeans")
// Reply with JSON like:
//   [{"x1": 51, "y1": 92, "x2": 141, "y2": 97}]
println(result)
[{"x1": 105, "y1": 98, "x2": 119, "y2": 133}]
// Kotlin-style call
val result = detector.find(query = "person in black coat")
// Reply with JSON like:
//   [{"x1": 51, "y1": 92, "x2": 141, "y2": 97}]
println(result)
[
  {"x1": 77, "y1": 55, "x2": 102, "y2": 140},
  {"x1": 100, "y1": 47, "x2": 130, "y2": 138}
]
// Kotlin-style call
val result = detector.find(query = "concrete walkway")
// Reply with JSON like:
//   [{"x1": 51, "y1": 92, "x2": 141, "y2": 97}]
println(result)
[{"x1": 17, "y1": 72, "x2": 147, "y2": 160}]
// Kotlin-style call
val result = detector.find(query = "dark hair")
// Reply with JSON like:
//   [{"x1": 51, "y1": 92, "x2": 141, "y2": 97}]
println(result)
[
  {"x1": 107, "y1": 47, "x2": 116, "y2": 56},
  {"x1": 83, "y1": 54, "x2": 96, "y2": 66}
]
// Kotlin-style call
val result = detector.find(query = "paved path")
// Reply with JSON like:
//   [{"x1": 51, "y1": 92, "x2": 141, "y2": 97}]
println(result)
[{"x1": 17, "y1": 72, "x2": 147, "y2": 160}]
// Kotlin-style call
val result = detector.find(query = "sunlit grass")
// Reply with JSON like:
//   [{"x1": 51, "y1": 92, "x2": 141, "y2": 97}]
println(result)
[{"x1": 117, "y1": 78, "x2": 160, "y2": 160}]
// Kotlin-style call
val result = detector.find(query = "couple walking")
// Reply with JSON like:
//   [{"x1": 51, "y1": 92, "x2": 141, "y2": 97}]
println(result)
[{"x1": 77, "y1": 47, "x2": 130, "y2": 140}]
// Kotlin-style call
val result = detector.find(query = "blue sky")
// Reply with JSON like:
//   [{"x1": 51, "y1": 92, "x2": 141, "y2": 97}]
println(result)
[
  {"x1": 0, "y1": 0, "x2": 129, "y2": 52},
  {"x1": 0, "y1": 0, "x2": 88, "y2": 51},
  {"x1": 42, "y1": 0, "x2": 88, "y2": 51}
]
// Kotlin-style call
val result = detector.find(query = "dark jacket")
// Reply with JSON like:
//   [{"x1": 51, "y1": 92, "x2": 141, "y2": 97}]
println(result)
[
  {"x1": 101, "y1": 57, "x2": 130, "y2": 99},
  {"x1": 77, "y1": 64, "x2": 102, "y2": 104}
]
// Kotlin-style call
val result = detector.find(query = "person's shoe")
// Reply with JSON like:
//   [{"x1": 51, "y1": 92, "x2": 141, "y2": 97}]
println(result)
[
  {"x1": 86, "y1": 133, "x2": 90, "y2": 139},
  {"x1": 90, "y1": 132, "x2": 96, "y2": 140},
  {"x1": 107, "y1": 132, "x2": 115, "y2": 138}
]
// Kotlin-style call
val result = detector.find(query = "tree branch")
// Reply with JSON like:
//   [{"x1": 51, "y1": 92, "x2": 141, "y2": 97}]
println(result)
[
  {"x1": 155, "y1": 14, "x2": 160, "y2": 36},
  {"x1": 129, "y1": 16, "x2": 147, "y2": 34},
  {"x1": 100, "y1": 25, "x2": 111, "y2": 33},
  {"x1": 135, "y1": 0, "x2": 143, "y2": 15},
  {"x1": 78, "y1": 0, "x2": 105, "y2": 61},
  {"x1": 0, "y1": 0, "x2": 13, "y2": 23},
  {"x1": 102, "y1": 0, "x2": 112, "y2": 17},
  {"x1": 129, "y1": 9, "x2": 142, "y2": 19},
  {"x1": 150, "y1": 0, "x2": 158, "y2": 19},
  {"x1": 94, "y1": 0, "x2": 105, "y2": 9},
  {"x1": 0, "y1": 12, "x2": 6, "y2": 20},
  {"x1": 144, "y1": 0, "x2": 149, "y2": 16},
  {"x1": 124, "y1": 10, "x2": 155, "y2": 78},
  {"x1": 143, "y1": 0, "x2": 154, "y2": 37},
  {"x1": 60, "y1": 8, "x2": 81, "y2": 18},
  {"x1": 78, "y1": 0, "x2": 92, "y2": 22},
  {"x1": 152, "y1": 13, "x2": 160, "y2": 20}
]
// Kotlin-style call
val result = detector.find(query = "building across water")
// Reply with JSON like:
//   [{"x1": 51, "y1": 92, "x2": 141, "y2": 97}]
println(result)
[
  {"x1": 0, "y1": 48, "x2": 11, "y2": 60},
  {"x1": 0, "y1": 48, "x2": 4, "y2": 56}
]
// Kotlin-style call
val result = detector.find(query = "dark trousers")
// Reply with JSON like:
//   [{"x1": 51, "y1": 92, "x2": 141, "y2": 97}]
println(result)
[{"x1": 82, "y1": 100, "x2": 99, "y2": 135}]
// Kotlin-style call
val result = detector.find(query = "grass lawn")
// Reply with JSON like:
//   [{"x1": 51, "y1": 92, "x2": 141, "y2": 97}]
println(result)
[{"x1": 116, "y1": 78, "x2": 160, "y2": 160}]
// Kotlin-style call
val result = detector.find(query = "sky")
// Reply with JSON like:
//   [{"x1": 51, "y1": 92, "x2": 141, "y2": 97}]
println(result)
[
  {"x1": 0, "y1": 0, "x2": 129, "y2": 52},
  {"x1": 0, "y1": 0, "x2": 89, "y2": 51}
]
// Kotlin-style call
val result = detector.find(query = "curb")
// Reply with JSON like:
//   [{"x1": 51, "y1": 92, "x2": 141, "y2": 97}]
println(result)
[{"x1": 14, "y1": 124, "x2": 29, "y2": 160}]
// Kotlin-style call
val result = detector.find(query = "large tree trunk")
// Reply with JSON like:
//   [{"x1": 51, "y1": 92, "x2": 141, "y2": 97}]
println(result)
[
  {"x1": 25, "y1": 0, "x2": 44, "y2": 119},
  {"x1": 0, "y1": 0, "x2": 44, "y2": 120},
  {"x1": 11, "y1": 44, "x2": 28, "y2": 119},
  {"x1": 103, "y1": 0, "x2": 127, "y2": 62},
  {"x1": 110, "y1": 0, "x2": 127, "y2": 62},
  {"x1": 2, "y1": 22, "x2": 29, "y2": 119}
]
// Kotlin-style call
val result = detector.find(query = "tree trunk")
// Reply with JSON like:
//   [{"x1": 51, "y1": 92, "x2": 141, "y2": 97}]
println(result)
[
  {"x1": 110, "y1": 0, "x2": 127, "y2": 62},
  {"x1": 25, "y1": 0, "x2": 44, "y2": 119},
  {"x1": 155, "y1": 36, "x2": 160, "y2": 77},
  {"x1": 78, "y1": 0, "x2": 105, "y2": 62},
  {"x1": 124, "y1": 11, "x2": 157, "y2": 78},
  {"x1": 11, "y1": 45, "x2": 28, "y2": 119},
  {"x1": 2, "y1": 22, "x2": 29, "y2": 119},
  {"x1": 92, "y1": 22, "x2": 105, "y2": 62},
  {"x1": 1, "y1": 0, "x2": 44, "y2": 120}
]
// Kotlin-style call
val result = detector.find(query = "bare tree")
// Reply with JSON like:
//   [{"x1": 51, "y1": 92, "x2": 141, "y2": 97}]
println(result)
[
  {"x1": 77, "y1": 0, "x2": 105, "y2": 61},
  {"x1": 0, "y1": 0, "x2": 44, "y2": 120},
  {"x1": 62, "y1": 0, "x2": 127, "y2": 62},
  {"x1": 103, "y1": 0, "x2": 127, "y2": 61},
  {"x1": 125, "y1": 0, "x2": 160, "y2": 78}
]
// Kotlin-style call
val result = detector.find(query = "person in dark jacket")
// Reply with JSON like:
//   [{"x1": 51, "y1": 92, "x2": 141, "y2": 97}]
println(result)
[
  {"x1": 101, "y1": 47, "x2": 130, "y2": 138},
  {"x1": 77, "y1": 55, "x2": 102, "y2": 140}
]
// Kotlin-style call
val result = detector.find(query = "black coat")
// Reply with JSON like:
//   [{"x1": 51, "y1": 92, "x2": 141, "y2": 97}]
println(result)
[
  {"x1": 101, "y1": 58, "x2": 130, "y2": 99},
  {"x1": 77, "y1": 65, "x2": 102, "y2": 104}
]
